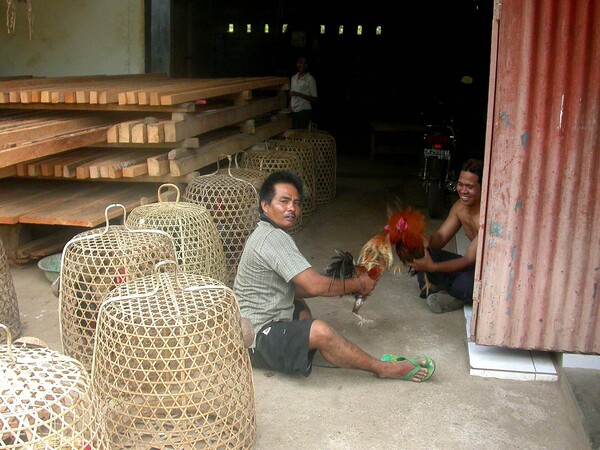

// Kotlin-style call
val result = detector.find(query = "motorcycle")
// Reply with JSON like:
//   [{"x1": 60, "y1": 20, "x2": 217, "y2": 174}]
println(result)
[{"x1": 420, "y1": 123, "x2": 458, "y2": 219}]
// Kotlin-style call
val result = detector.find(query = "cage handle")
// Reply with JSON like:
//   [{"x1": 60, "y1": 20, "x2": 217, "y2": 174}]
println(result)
[
  {"x1": 211, "y1": 154, "x2": 234, "y2": 175},
  {"x1": 233, "y1": 151, "x2": 245, "y2": 168},
  {"x1": 157, "y1": 183, "x2": 180, "y2": 203},
  {"x1": 104, "y1": 203, "x2": 127, "y2": 231},
  {"x1": 0, "y1": 324, "x2": 14, "y2": 361}
]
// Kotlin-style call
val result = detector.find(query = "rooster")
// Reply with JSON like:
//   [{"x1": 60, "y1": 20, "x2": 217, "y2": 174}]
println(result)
[
  {"x1": 382, "y1": 203, "x2": 432, "y2": 295},
  {"x1": 324, "y1": 249, "x2": 384, "y2": 325},
  {"x1": 325, "y1": 201, "x2": 431, "y2": 324}
]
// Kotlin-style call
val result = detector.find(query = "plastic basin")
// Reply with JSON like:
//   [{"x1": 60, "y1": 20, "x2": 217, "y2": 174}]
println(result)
[{"x1": 37, "y1": 253, "x2": 61, "y2": 283}]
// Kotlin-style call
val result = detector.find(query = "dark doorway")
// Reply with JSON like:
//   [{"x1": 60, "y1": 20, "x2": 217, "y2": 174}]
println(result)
[{"x1": 148, "y1": 0, "x2": 492, "y2": 160}]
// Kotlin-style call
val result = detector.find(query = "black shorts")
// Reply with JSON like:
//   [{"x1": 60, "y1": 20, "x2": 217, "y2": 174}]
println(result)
[{"x1": 249, "y1": 317, "x2": 316, "y2": 377}]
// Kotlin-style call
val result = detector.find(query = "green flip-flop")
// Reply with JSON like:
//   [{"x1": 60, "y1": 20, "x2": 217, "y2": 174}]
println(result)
[{"x1": 381, "y1": 354, "x2": 436, "y2": 381}]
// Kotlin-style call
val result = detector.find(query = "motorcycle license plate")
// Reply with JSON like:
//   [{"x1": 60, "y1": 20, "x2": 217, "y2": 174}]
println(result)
[{"x1": 424, "y1": 148, "x2": 451, "y2": 160}]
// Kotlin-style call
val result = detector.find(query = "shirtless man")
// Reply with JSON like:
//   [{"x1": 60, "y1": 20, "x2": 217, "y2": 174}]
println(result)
[{"x1": 408, "y1": 159, "x2": 483, "y2": 313}]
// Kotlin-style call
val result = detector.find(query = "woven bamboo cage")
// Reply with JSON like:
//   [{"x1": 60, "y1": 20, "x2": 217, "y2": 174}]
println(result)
[
  {"x1": 183, "y1": 172, "x2": 259, "y2": 287},
  {"x1": 91, "y1": 261, "x2": 255, "y2": 450},
  {"x1": 287, "y1": 126, "x2": 337, "y2": 204},
  {"x1": 259, "y1": 138, "x2": 317, "y2": 217},
  {"x1": 59, "y1": 204, "x2": 177, "y2": 372},
  {"x1": 240, "y1": 146, "x2": 305, "y2": 234},
  {"x1": 0, "y1": 240, "x2": 20, "y2": 340},
  {"x1": 126, "y1": 184, "x2": 228, "y2": 284},
  {"x1": 216, "y1": 154, "x2": 267, "y2": 191},
  {"x1": 0, "y1": 324, "x2": 97, "y2": 449}
]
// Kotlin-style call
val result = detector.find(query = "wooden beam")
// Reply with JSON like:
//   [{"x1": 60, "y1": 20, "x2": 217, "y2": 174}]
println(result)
[
  {"x1": 169, "y1": 117, "x2": 291, "y2": 176},
  {"x1": 147, "y1": 153, "x2": 170, "y2": 176},
  {"x1": 162, "y1": 95, "x2": 286, "y2": 142},
  {"x1": 159, "y1": 77, "x2": 288, "y2": 105}
]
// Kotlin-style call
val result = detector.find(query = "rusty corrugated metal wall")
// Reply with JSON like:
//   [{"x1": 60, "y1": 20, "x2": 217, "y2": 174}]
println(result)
[{"x1": 472, "y1": 0, "x2": 600, "y2": 354}]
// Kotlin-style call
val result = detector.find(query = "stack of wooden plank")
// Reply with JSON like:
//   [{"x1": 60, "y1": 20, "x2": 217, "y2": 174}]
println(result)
[
  {"x1": 0, "y1": 74, "x2": 291, "y2": 253},
  {"x1": 0, "y1": 75, "x2": 289, "y2": 177},
  {"x1": 0, "y1": 75, "x2": 287, "y2": 106}
]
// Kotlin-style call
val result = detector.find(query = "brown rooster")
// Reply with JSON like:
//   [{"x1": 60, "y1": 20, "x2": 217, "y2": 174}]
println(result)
[
  {"x1": 324, "y1": 250, "x2": 384, "y2": 325},
  {"x1": 325, "y1": 202, "x2": 431, "y2": 324},
  {"x1": 384, "y1": 204, "x2": 433, "y2": 295},
  {"x1": 357, "y1": 202, "x2": 432, "y2": 296}
]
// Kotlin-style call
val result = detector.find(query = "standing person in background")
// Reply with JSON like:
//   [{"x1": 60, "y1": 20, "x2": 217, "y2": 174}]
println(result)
[{"x1": 289, "y1": 56, "x2": 318, "y2": 129}]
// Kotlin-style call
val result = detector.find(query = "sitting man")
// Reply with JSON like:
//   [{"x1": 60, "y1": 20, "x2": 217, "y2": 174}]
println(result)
[
  {"x1": 409, "y1": 158, "x2": 483, "y2": 313},
  {"x1": 234, "y1": 170, "x2": 435, "y2": 381}
]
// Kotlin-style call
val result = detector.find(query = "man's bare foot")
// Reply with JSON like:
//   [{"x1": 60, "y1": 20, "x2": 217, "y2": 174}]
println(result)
[{"x1": 378, "y1": 357, "x2": 433, "y2": 382}]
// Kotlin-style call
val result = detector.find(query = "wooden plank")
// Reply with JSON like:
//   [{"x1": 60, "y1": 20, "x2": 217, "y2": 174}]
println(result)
[
  {"x1": 240, "y1": 119, "x2": 256, "y2": 134},
  {"x1": 147, "y1": 122, "x2": 165, "y2": 143},
  {"x1": 14, "y1": 228, "x2": 77, "y2": 260},
  {"x1": 122, "y1": 162, "x2": 149, "y2": 178},
  {"x1": 0, "y1": 112, "x2": 115, "y2": 147},
  {"x1": 147, "y1": 153, "x2": 170, "y2": 176},
  {"x1": 27, "y1": 161, "x2": 42, "y2": 177},
  {"x1": 61, "y1": 149, "x2": 110, "y2": 178},
  {"x1": 0, "y1": 165, "x2": 17, "y2": 178},
  {"x1": 0, "y1": 180, "x2": 68, "y2": 224},
  {"x1": 105, "y1": 150, "x2": 164, "y2": 179},
  {"x1": 131, "y1": 122, "x2": 147, "y2": 143},
  {"x1": 160, "y1": 77, "x2": 288, "y2": 105},
  {"x1": 96, "y1": 76, "x2": 173, "y2": 105},
  {"x1": 168, "y1": 147, "x2": 194, "y2": 160},
  {"x1": 106, "y1": 124, "x2": 119, "y2": 143},
  {"x1": 18, "y1": 182, "x2": 161, "y2": 227},
  {"x1": 0, "y1": 126, "x2": 109, "y2": 169},
  {"x1": 117, "y1": 119, "x2": 143, "y2": 143},
  {"x1": 169, "y1": 117, "x2": 291, "y2": 176},
  {"x1": 33, "y1": 150, "x2": 83, "y2": 176},
  {"x1": 146, "y1": 78, "x2": 253, "y2": 106},
  {"x1": 76, "y1": 151, "x2": 127, "y2": 179},
  {"x1": 88, "y1": 137, "x2": 199, "y2": 149},
  {"x1": 163, "y1": 95, "x2": 286, "y2": 142},
  {"x1": 91, "y1": 151, "x2": 138, "y2": 179},
  {"x1": 0, "y1": 101, "x2": 195, "y2": 113},
  {"x1": 99, "y1": 151, "x2": 140, "y2": 178},
  {"x1": 145, "y1": 78, "x2": 258, "y2": 106},
  {"x1": 0, "y1": 74, "x2": 167, "y2": 105}
]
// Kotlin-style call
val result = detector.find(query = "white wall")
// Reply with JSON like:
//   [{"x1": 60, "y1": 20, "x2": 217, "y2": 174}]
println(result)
[{"x1": 0, "y1": 0, "x2": 144, "y2": 77}]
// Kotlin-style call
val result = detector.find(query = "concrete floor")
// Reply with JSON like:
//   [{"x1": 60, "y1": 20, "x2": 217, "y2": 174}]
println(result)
[{"x1": 7, "y1": 153, "x2": 596, "y2": 449}]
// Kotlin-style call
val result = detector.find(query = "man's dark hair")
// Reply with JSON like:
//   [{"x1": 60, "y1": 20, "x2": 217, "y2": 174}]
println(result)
[
  {"x1": 461, "y1": 158, "x2": 484, "y2": 184},
  {"x1": 259, "y1": 171, "x2": 304, "y2": 213}
]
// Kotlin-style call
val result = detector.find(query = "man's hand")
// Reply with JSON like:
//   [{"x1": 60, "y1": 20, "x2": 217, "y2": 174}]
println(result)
[
  {"x1": 355, "y1": 272, "x2": 377, "y2": 296},
  {"x1": 408, "y1": 248, "x2": 435, "y2": 273}
]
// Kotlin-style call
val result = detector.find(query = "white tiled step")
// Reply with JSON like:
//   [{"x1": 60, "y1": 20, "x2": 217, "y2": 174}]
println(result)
[{"x1": 465, "y1": 307, "x2": 558, "y2": 381}]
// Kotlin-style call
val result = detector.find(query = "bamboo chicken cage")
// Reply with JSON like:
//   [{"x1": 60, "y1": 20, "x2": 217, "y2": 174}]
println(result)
[
  {"x1": 287, "y1": 127, "x2": 337, "y2": 204},
  {"x1": 0, "y1": 324, "x2": 97, "y2": 449},
  {"x1": 0, "y1": 239, "x2": 20, "y2": 340},
  {"x1": 183, "y1": 171, "x2": 259, "y2": 287},
  {"x1": 216, "y1": 154, "x2": 267, "y2": 191},
  {"x1": 91, "y1": 261, "x2": 256, "y2": 449},
  {"x1": 240, "y1": 145, "x2": 305, "y2": 234},
  {"x1": 59, "y1": 204, "x2": 176, "y2": 372},
  {"x1": 126, "y1": 183, "x2": 228, "y2": 285},
  {"x1": 258, "y1": 138, "x2": 317, "y2": 217}
]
